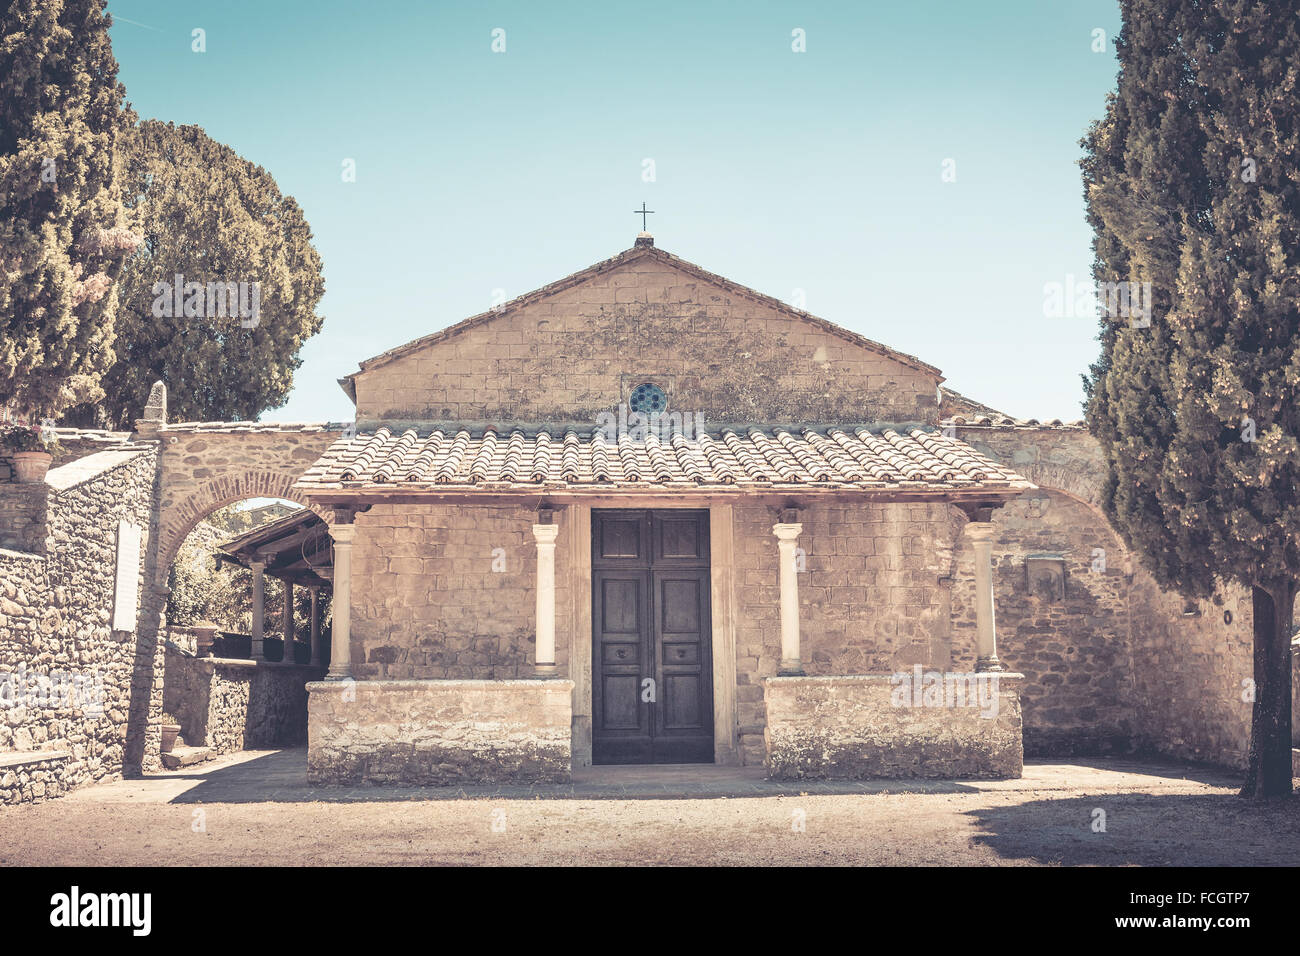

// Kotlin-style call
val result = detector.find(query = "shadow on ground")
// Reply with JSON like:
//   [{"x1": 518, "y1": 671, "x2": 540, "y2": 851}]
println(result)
[
  {"x1": 965, "y1": 791, "x2": 1300, "y2": 866},
  {"x1": 137, "y1": 749, "x2": 1253, "y2": 805},
  {"x1": 155, "y1": 749, "x2": 998, "y2": 803}
]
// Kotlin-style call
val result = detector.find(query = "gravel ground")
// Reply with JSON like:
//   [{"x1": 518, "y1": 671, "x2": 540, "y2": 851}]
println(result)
[{"x1": 1, "y1": 751, "x2": 1296, "y2": 866}]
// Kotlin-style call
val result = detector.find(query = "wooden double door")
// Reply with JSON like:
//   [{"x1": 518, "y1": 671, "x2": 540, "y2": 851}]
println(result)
[{"x1": 592, "y1": 509, "x2": 714, "y2": 764}]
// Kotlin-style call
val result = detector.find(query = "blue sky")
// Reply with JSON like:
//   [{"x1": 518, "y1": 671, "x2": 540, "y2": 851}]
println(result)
[{"x1": 106, "y1": 0, "x2": 1122, "y2": 423}]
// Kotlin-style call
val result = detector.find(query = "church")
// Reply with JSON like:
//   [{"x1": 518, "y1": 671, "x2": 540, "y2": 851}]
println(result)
[{"x1": 291, "y1": 233, "x2": 1038, "y2": 783}]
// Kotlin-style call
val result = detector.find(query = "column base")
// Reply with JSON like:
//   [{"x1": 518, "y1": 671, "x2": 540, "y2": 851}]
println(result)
[
  {"x1": 251, "y1": 640, "x2": 265, "y2": 662},
  {"x1": 326, "y1": 667, "x2": 353, "y2": 681},
  {"x1": 975, "y1": 657, "x2": 1005, "y2": 673},
  {"x1": 778, "y1": 659, "x2": 805, "y2": 676},
  {"x1": 534, "y1": 663, "x2": 559, "y2": 678}
]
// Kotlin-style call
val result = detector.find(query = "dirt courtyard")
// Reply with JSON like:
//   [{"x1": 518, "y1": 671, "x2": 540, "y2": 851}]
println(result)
[{"x1": 0, "y1": 749, "x2": 1296, "y2": 866}]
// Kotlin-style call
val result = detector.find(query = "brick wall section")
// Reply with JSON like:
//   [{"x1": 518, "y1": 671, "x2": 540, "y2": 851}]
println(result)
[
  {"x1": 353, "y1": 257, "x2": 941, "y2": 426},
  {"x1": 949, "y1": 489, "x2": 1139, "y2": 756},
  {"x1": 307, "y1": 678, "x2": 573, "y2": 785},
  {"x1": 764, "y1": 674, "x2": 1024, "y2": 779},
  {"x1": 0, "y1": 484, "x2": 48, "y2": 553},
  {"x1": 731, "y1": 498, "x2": 957, "y2": 766},
  {"x1": 0, "y1": 447, "x2": 160, "y2": 804},
  {"x1": 350, "y1": 503, "x2": 570, "y2": 681}
]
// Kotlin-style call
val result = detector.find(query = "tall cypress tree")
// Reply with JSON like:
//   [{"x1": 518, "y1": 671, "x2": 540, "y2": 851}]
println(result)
[
  {"x1": 0, "y1": 0, "x2": 139, "y2": 417},
  {"x1": 1084, "y1": 0, "x2": 1300, "y2": 796}
]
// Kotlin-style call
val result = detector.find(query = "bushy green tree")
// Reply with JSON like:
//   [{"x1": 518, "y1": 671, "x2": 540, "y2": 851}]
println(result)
[
  {"x1": 0, "y1": 0, "x2": 140, "y2": 416},
  {"x1": 1083, "y1": 0, "x2": 1300, "y2": 797},
  {"x1": 70, "y1": 120, "x2": 325, "y2": 428}
]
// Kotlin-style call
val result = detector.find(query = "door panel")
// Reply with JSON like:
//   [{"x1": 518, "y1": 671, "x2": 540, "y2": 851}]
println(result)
[
  {"x1": 592, "y1": 570, "x2": 650, "y2": 761},
  {"x1": 592, "y1": 509, "x2": 713, "y2": 765},
  {"x1": 651, "y1": 568, "x2": 713, "y2": 761}
]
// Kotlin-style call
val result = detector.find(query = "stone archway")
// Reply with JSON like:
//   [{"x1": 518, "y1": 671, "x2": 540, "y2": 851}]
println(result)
[
  {"x1": 122, "y1": 415, "x2": 342, "y2": 776},
  {"x1": 149, "y1": 422, "x2": 342, "y2": 586}
]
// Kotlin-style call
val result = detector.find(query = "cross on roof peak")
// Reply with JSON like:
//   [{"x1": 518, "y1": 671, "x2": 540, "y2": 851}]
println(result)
[{"x1": 633, "y1": 202, "x2": 654, "y2": 231}]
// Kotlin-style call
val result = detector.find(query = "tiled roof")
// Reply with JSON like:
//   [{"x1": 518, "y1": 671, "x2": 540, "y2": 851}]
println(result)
[
  {"x1": 293, "y1": 425, "x2": 1032, "y2": 495},
  {"x1": 943, "y1": 415, "x2": 1087, "y2": 429}
]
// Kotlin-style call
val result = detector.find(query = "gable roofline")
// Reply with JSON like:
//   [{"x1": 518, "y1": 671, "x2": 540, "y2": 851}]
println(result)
[{"x1": 338, "y1": 243, "x2": 944, "y2": 401}]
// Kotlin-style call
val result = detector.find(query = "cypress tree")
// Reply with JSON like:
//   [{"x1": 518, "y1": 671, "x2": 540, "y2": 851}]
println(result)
[
  {"x1": 1084, "y1": 0, "x2": 1300, "y2": 796},
  {"x1": 0, "y1": 0, "x2": 138, "y2": 416}
]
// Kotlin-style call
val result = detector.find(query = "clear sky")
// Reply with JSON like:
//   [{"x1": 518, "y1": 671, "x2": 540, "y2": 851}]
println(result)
[{"x1": 106, "y1": 0, "x2": 1122, "y2": 424}]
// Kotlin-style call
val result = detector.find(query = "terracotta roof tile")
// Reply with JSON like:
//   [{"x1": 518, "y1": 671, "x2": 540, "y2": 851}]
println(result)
[{"x1": 294, "y1": 424, "x2": 1033, "y2": 496}]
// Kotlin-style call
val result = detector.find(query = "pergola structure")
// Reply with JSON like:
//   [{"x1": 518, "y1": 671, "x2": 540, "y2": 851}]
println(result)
[{"x1": 215, "y1": 508, "x2": 333, "y2": 666}]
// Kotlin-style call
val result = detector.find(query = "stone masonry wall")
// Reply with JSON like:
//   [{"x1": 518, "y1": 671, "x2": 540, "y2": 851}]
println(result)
[
  {"x1": 350, "y1": 503, "x2": 570, "y2": 681},
  {"x1": 0, "y1": 485, "x2": 48, "y2": 553},
  {"x1": 0, "y1": 446, "x2": 160, "y2": 805},
  {"x1": 956, "y1": 423, "x2": 1258, "y2": 770},
  {"x1": 732, "y1": 498, "x2": 958, "y2": 766},
  {"x1": 163, "y1": 647, "x2": 323, "y2": 754},
  {"x1": 764, "y1": 674, "x2": 1024, "y2": 779},
  {"x1": 308, "y1": 678, "x2": 573, "y2": 785},
  {"x1": 1127, "y1": 572, "x2": 1254, "y2": 769},
  {"x1": 949, "y1": 489, "x2": 1139, "y2": 756},
  {"x1": 353, "y1": 254, "x2": 940, "y2": 426}
]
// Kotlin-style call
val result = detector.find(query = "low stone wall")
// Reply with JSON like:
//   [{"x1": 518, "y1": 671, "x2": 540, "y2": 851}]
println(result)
[
  {"x1": 0, "y1": 445, "x2": 161, "y2": 808},
  {"x1": 307, "y1": 679, "x2": 574, "y2": 785},
  {"x1": 163, "y1": 646, "x2": 323, "y2": 753},
  {"x1": 0, "y1": 750, "x2": 71, "y2": 806},
  {"x1": 764, "y1": 672, "x2": 1025, "y2": 779}
]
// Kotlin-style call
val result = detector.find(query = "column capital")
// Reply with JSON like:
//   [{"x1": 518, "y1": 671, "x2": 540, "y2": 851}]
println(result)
[
  {"x1": 964, "y1": 521, "x2": 997, "y2": 543},
  {"x1": 772, "y1": 522, "x2": 803, "y2": 542},
  {"x1": 532, "y1": 523, "x2": 560, "y2": 545},
  {"x1": 330, "y1": 523, "x2": 357, "y2": 545}
]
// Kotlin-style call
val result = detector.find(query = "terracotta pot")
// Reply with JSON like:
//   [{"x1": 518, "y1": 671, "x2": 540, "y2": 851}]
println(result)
[
  {"x1": 161, "y1": 723, "x2": 181, "y2": 753},
  {"x1": 10, "y1": 451, "x2": 52, "y2": 483},
  {"x1": 193, "y1": 624, "x2": 218, "y2": 657}
]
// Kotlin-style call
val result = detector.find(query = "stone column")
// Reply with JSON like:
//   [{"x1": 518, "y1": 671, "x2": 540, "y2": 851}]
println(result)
[
  {"x1": 307, "y1": 585, "x2": 321, "y2": 666},
  {"x1": 328, "y1": 524, "x2": 355, "y2": 680},
  {"x1": 281, "y1": 579, "x2": 294, "y2": 664},
  {"x1": 965, "y1": 522, "x2": 1004, "y2": 672},
  {"x1": 532, "y1": 523, "x2": 560, "y2": 676},
  {"x1": 772, "y1": 522, "x2": 804, "y2": 675},
  {"x1": 250, "y1": 559, "x2": 267, "y2": 661}
]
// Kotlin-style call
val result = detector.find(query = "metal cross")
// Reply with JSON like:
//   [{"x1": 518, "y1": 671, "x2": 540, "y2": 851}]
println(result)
[{"x1": 634, "y1": 202, "x2": 655, "y2": 230}]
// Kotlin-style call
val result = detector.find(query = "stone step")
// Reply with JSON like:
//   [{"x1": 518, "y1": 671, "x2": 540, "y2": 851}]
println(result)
[{"x1": 162, "y1": 745, "x2": 214, "y2": 770}]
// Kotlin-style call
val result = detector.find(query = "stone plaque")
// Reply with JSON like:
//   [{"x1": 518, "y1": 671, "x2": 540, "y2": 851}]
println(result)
[
  {"x1": 1025, "y1": 553, "x2": 1066, "y2": 601},
  {"x1": 112, "y1": 521, "x2": 143, "y2": 632}
]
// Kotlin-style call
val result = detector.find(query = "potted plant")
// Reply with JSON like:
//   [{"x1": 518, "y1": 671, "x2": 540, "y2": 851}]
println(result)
[
  {"x1": 160, "y1": 713, "x2": 182, "y2": 753},
  {"x1": 1, "y1": 421, "x2": 62, "y2": 483}
]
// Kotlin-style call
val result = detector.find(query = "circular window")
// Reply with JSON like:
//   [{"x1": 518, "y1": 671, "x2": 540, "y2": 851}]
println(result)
[{"x1": 629, "y1": 383, "x2": 667, "y2": 414}]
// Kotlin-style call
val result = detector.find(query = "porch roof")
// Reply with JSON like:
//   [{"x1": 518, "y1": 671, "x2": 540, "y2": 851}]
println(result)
[
  {"x1": 214, "y1": 507, "x2": 333, "y2": 587},
  {"x1": 291, "y1": 424, "x2": 1034, "y2": 503}
]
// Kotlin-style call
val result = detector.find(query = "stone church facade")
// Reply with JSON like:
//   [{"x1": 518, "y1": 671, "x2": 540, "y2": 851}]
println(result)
[
  {"x1": 0, "y1": 235, "x2": 1288, "y2": 803},
  {"x1": 292, "y1": 236, "x2": 1040, "y2": 782}
]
